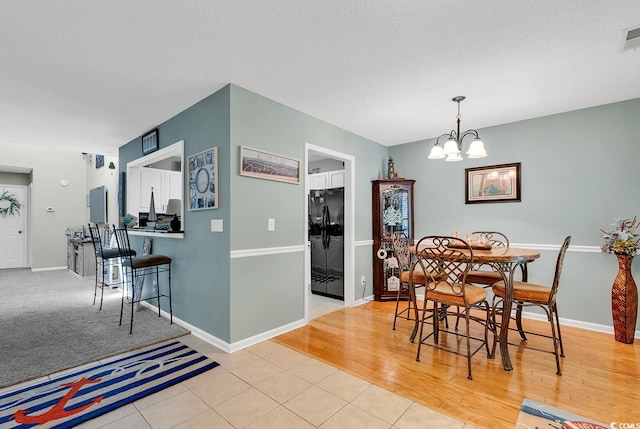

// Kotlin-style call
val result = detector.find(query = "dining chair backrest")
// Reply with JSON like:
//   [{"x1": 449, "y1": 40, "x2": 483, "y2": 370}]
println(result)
[
  {"x1": 471, "y1": 231, "x2": 509, "y2": 248},
  {"x1": 549, "y1": 236, "x2": 572, "y2": 302},
  {"x1": 112, "y1": 225, "x2": 135, "y2": 267},
  {"x1": 392, "y1": 232, "x2": 411, "y2": 272},
  {"x1": 88, "y1": 223, "x2": 104, "y2": 258},
  {"x1": 414, "y1": 235, "x2": 474, "y2": 300}
]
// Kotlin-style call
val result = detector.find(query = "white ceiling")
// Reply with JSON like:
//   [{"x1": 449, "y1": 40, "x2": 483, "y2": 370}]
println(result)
[{"x1": 1, "y1": 1, "x2": 639, "y2": 156}]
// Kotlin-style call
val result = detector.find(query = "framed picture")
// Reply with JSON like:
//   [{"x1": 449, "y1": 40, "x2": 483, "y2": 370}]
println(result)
[
  {"x1": 465, "y1": 162, "x2": 521, "y2": 204},
  {"x1": 95, "y1": 154, "x2": 104, "y2": 169},
  {"x1": 188, "y1": 147, "x2": 218, "y2": 210},
  {"x1": 142, "y1": 129, "x2": 159, "y2": 155},
  {"x1": 239, "y1": 146, "x2": 300, "y2": 184}
]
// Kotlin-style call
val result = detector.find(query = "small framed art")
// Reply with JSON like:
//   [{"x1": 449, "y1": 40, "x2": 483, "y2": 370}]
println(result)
[
  {"x1": 188, "y1": 147, "x2": 218, "y2": 210},
  {"x1": 142, "y1": 129, "x2": 159, "y2": 155},
  {"x1": 465, "y1": 162, "x2": 521, "y2": 204}
]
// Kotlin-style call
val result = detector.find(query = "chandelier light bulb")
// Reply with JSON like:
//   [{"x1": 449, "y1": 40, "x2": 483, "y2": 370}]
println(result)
[
  {"x1": 445, "y1": 153, "x2": 463, "y2": 162},
  {"x1": 443, "y1": 138, "x2": 460, "y2": 155},
  {"x1": 427, "y1": 144, "x2": 445, "y2": 159},
  {"x1": 466, "y1": 139, "x2": 487, "y2": 158}
]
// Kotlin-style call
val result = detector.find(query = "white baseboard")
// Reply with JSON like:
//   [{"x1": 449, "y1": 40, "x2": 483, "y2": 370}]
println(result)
[{"x1": 31, "y1": 266, "x2": 68, "y2": 272}]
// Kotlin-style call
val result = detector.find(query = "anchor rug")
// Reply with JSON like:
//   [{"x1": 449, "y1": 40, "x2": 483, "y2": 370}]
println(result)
[
  {"x1": 0, "y1": 340, "x2": 219, "y2": 428},
  {"x1": 515, "y1": 398, "x2": 609, "y2": 429}
]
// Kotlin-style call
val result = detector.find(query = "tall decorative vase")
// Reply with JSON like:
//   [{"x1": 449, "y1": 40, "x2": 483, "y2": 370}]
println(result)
[{"x1": 611, "y1": 254, "x2": 638, "y2": 344}]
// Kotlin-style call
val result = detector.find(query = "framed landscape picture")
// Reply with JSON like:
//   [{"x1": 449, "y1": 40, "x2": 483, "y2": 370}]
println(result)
[
  {"x1": 239, "y1": 146, "x2": 300, "y2": 184},
  {"x1": 465, "y1": 162, "x2": 521, "y2": 204},
  {"x1": 188, "y1": 147, "x2": 218, "y2": 210}
]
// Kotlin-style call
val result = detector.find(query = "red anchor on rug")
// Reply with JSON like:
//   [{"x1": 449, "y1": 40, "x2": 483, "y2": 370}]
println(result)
[{"x1": 12, "y1": 376, "x2": 104, "y2": 425}]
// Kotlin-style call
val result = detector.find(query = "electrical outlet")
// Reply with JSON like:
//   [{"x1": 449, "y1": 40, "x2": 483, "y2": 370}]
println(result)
[{"x1": 360, "y1": 275, "x2": 366, "y2": 285}]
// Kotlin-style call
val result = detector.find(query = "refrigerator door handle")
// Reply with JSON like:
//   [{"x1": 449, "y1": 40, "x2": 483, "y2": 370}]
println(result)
[{"x1": 324, "y1": 206, "x2": 331, "y2": 249}]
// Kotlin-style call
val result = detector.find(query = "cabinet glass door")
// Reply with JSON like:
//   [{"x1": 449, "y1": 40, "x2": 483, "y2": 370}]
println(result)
[{"x1": 380, "y1": 185, "x2": 410, "y2": 239}]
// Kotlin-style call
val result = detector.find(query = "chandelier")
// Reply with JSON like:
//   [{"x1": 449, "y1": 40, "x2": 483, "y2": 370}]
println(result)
[{"x1": 427, "y1": 96, "x2": 487, "y2": 162}]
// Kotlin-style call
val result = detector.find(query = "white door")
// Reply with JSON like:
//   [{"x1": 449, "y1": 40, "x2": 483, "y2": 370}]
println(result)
[{"x1": 0, "y1": 185, "x2": 28, "y2": 268}]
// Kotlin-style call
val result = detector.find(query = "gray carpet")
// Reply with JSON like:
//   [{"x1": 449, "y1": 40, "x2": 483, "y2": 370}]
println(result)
[{"x1": 0, "y1": 268, "x2": 189, "y2": 388}]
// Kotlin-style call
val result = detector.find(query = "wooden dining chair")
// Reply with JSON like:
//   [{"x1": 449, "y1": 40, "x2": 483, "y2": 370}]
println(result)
[
  {"x1": 490, "y1": 236, "x2": 571, "y2": 375},
  {"x1": 112, "y1": 225, "x2": 173, "y2": 334},
  {"x1": 414, "y1": 236, "x2": 494, "y2": 380}
]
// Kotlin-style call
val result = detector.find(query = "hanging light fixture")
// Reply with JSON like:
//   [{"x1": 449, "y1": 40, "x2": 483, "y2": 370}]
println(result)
[{"x1": 427, "y1": 96, "x2": 487, "y2": 162}]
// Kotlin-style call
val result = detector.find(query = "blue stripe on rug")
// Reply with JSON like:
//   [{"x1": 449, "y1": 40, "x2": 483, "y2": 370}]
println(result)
[{"x1": 0, "y1": 340, "x2": 219, "y2": 429}]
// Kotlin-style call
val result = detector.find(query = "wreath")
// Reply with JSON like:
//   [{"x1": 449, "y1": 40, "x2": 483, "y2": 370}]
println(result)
[{"x1": 0, "y1": 191, "x2": 22, "y2": 217}]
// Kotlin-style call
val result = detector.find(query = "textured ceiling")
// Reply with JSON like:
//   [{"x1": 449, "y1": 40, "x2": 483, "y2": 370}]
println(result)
[{"x1": 1, "y1": 1, "x2": 639, "y2": 156}]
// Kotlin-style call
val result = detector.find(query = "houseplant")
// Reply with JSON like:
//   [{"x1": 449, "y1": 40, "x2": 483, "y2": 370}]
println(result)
[{"x1": 601, "y1": 217, "x2": 639, "y2": 344}]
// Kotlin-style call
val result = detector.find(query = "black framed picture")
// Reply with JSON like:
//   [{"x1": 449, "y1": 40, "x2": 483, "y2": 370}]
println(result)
[
  {"x1": 141, "y1": 129, "x2": 159, "y2": 155},
  {"x1": 465, "y1": 162, "x2": 521, "y2": 204},
  {"x1": 95, "y1": 154, "x2": 104, "y2": 169}
]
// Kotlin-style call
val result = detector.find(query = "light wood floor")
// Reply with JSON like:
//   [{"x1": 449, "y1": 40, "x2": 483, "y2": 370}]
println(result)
[{"x1": 273, "y1": 300, "x2": 640, "y2": 428}]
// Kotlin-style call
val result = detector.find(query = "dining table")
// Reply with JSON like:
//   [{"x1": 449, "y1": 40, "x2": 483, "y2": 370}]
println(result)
[{"x1": 409, "y1": 243, "x2": 541, "y2": 372}]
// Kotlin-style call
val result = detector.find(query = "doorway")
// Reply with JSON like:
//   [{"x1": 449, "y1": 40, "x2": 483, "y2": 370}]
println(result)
[
  {"x1": 305, "y1": 143, "x2": 355, "y2": 322},
  {"x1": 0, "y1": 184, "x2": 29, "y2": 269}
]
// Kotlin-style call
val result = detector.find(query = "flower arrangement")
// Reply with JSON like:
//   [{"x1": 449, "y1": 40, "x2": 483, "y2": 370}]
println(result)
[{"x1": 601, "y1": 217, "x2": 639, "y2": 256}]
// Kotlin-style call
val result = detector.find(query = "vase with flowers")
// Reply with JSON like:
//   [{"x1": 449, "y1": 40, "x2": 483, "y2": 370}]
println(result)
[{"x1": 601, "y1": 217, "x2": 639, "y2": 344}]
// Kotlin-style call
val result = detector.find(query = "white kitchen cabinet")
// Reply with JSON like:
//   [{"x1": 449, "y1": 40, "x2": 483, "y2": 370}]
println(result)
[
  {"x1": 129, "y1": 167, "x2": 182, "y2": 216},
  {"x1": 309, "y1": 170, "x2": 344, "y2": 190}
]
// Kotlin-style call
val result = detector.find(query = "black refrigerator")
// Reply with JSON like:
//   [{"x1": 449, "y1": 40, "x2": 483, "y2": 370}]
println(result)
[{"x1": 309, "y1": 187, "x2": 344, "y2": 300}]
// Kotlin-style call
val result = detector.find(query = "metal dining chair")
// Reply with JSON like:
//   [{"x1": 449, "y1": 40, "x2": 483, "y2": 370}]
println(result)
[
  {"x1": 414, "y1": 236, "x2": 494, "y2": 380},
  {"x1": 112, "y1": 225, "x2": 173, "y2": 334},
  {"x1": 491, "y1": 236, "x2": 571, "y2": 375},
  {"x1": 465, "y1": 231, "x2": 513, "y2": 286},
  {"x1": 88, "y1": 223, "x2": 136, "y2": 310},
  {"x1": 391, "y1": 232, "x2": 426, "y2": 330}
]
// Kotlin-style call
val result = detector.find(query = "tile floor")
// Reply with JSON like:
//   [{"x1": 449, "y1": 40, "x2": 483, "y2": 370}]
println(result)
[{"x1": 75, "y1": 334, "x2": 474, "y2": 429}]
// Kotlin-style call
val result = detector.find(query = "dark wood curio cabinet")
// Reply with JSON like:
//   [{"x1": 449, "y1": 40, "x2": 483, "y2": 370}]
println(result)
[{"x1": 371, "y1": 179, "x2": 415, "y2": 301}]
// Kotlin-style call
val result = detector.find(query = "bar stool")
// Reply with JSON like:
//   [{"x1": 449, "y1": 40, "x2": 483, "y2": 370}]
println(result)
[
  {"x1": 112, "y1": 225, "x2": 173, "y2": 334},
  {"x1": 88, "y1": 223, "x2": 136, "y2": 310}
]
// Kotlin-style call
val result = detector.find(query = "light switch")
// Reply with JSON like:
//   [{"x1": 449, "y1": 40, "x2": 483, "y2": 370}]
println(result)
[
  {"x1": 211, "y1": 219, "x2": 223, "y2": 232},
  {"x1": 268, "y1": 218, "x2": 275, "y2": 231}
]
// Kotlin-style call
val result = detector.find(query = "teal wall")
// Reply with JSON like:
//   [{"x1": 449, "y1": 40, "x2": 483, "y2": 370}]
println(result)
[
  {"x1": 120, "y1": 84, "x2": 388, "y2": 345},
  {"x1": 119, "y1": 86, "x2": 231, "y2": 341},
  {"x1": 389, "y1": 97, "x2": 640, "y2": 327}
]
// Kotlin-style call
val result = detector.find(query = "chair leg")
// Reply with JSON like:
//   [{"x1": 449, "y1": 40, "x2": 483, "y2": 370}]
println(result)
[
  {"x1": 99, "y1": 260, "x2": 106, "y2": 311},
  {"x1": 490, "y1": 296, "x2": 500, "y2": 358},
  {"x1": 415, "y1": 298, "x2": 428, "y2": 362},
  {"x1": 515, "y1": 302, "x2": 527, "y2": 341},
  {"x1": 553, "y1": 304, "x2": 564, "y2": 357},
  {"x1": 119, "y1": 274, "x2": 126, "y2": 327},
  {"x1": 464, "y1": 311, "x2": 472, "y2": 380},
  {"x1": 548, "y1": 308, "x2": 562, "y2": 375},
  {"x1": 93, "y1": 259, "x2": 99, "y2": 306},
  {"x1": 168, "y1": 265, "x2": 173, "y2": 324},
  {"x1": 392, "y1": 283, "x2": 403, "y2": 330},
  {"x1": 156, "y1": 267, "x2": 161, "y2": 317},
  {"x1": 129, "y1": 268, "x2": 137, "y2": 334}
]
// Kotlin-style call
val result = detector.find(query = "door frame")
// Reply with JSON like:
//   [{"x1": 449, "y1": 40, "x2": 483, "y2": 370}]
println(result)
[
  {"x1": 304, "y1": 143, "x2": 355, "y2": 322},
  {"x1": 0, "y1": 184, "x2": 30, "y2": 268}
]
